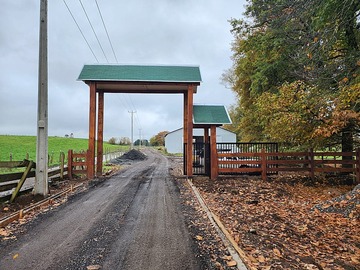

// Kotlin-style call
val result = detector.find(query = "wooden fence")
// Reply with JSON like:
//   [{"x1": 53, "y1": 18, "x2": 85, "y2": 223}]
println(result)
[
  {"x1": 67, "y1": 150, "x2": 90, "y2": 180},
  {"x1": 0, "y1": 160, "x2": 36, "y2": 202},
  {"x1": 0, "y1": 153, "x2": 68, "y2": 202},
  {"x1": 217, "y1": 148, "x2": 360, "y2": 183}
]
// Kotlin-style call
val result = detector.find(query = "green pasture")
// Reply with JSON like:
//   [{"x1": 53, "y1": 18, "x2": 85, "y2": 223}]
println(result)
[{"x1": 0, "y1": 135, "x2": 129, "y2": 164}]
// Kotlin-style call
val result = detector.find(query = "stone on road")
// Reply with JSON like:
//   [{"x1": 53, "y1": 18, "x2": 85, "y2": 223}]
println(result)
[{"x1": 0, "y1": 149, "x2": 201, "y2": 270}]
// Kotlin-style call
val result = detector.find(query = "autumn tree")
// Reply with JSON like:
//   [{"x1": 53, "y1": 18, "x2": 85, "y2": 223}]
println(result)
[
  {"x1": 225, "y1": 0, "x2": 360, "y2": 150},
  {"x1": 150, "y1": 131, "x2": 169, "y2": 146}
]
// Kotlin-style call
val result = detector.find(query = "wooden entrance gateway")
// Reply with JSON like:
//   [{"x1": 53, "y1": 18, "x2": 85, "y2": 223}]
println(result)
[{"x1": 78, "y1": 64, "x2": 202, "y2": 179}]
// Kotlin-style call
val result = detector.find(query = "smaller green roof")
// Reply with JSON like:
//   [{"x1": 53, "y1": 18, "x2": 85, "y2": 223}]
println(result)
[
  {"x1": 78, "y1": 64, "x2": 202, "y2": 83},
  {"x1": 193, "y1": 105, "x2": 232, "y2": 125}
]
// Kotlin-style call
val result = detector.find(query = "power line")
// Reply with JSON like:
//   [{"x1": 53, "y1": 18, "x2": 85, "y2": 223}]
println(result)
[
  {"x1": 93, "y1": 0, "x2": 139, "y2": 123},
  {"x1": 78, "y1": 0, "x2": 109, "y2": 63},
  {"x1": 63, "y1": 0, "x2": 99, "y2": 62},
  {"x1": 64, "y1": 1, "x2": 143, "y2": 138},
  {"x1": 94, "y1": 0, "x2": 118, "y2": 63}
]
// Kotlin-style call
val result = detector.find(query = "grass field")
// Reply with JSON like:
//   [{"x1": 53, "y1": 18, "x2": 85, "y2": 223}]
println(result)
[{"x1": 0, "y1": 135, "x2": 129, "y2": 164}]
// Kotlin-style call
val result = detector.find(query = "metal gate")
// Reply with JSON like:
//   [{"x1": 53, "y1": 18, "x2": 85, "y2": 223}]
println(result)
[{"x1": 183, "y1": 143, "x2": 211, "y2": 175}]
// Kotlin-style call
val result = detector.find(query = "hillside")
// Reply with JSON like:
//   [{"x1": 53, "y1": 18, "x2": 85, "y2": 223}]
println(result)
[{"x1": 0, "y1": 135, "x2": 127, "y2": 162}]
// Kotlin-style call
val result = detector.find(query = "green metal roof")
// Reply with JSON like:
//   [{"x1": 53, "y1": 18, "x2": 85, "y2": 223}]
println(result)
[
  {"x1": 193, "y1": 105, "x2": 232, "y2": 125},
  {"x1": 78, "y1": 64, "x2": 202, "y2": 83}
]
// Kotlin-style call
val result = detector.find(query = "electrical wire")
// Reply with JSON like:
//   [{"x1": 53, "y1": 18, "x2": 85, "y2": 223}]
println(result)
[
  {"x1": 94, "y1": 0, "x2": 118, "y2": 63},
  {"x1": 93, "y1": 0, "x2": 139, "y2": 123},
  {"x1": 63, "y1": 0, "x2": 99, "y2": 62},
  {"x1": 64, "y1": 0, "x2": 144, "y2": 137},
  {"x1": 78, "y1": 0, "x2": 109, "y2": 63}
]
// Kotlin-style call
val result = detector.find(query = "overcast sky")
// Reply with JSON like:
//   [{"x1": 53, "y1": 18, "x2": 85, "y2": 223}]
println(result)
[{"x1": 0, "y1": 0, "x2": 246, "y2": 141}]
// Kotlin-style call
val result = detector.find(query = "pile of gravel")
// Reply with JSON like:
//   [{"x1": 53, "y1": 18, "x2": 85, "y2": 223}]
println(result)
[
  {"x1": 109, "y1": 149, "x2": 147, "y2": 164},
  {"x1": 312, "y1": 184, "x2": 360, "y2": 218},
  {"x1": 119, "y1": 149, "x2": 147, "y2": 160}
]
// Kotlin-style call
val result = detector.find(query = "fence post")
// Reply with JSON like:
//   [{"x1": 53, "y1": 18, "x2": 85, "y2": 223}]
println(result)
[
  {"x1": 356, "y1": 148, "x2": 360, "y2": 184},
  {"x1": 60, "y1": 151, "x2": 65, "y2": 179},
  {"x1": 10, "y1": 160, "x2": 34, "y2": 203},
  {"x1": 9, "y1": 153, "x2": 12, "y2": 172},
  {"x1": 309, "y1": 148, "x2": 315, "y2": 181},
  {"x1": 261, "y1": 148, "x2": 267, "y2": 181},
  {"x1": 68, "y1": 150, "x2": 73, "y2": 180},
  {"x1": 86, "y1": 149, "x2": 91, "y2": 179}
]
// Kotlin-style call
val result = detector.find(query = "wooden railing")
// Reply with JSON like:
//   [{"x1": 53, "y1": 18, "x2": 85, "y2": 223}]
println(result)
[{"x1": 217, "y1": 148, "x2": 360, "y2": 183}]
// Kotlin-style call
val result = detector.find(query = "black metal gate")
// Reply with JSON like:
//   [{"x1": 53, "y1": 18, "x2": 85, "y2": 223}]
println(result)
[
  {"x1": 183, "y1": 143, "x2": 211, "y2": 176},
  {"x1": 192, "y1": 142, "x2": 210, "y2": 175}
]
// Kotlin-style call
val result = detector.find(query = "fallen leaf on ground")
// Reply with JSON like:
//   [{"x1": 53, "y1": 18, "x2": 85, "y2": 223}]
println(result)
[
  {"x1": 195, "y1": 235, "x2": 203, "y2": 241},
  {"x1": 227, "y1": 260, "x2": 237, "y2": 267}
]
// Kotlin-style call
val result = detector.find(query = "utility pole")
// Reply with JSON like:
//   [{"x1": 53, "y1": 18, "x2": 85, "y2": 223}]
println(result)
[
  {"x1": 139, "y1": 128, "x2": 142, "y2": 148},
  {"x1": 34, "y1": 0, "x2": 48, "y2": 196},
  {"x1": 129, "y1": 110, "x2": 136, "y2": 149}
]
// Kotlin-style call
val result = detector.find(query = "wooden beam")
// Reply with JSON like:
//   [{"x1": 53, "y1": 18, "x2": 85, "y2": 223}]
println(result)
[
  {"x1": 210, "y1": 125, "x2": 218, "y2": 179},
  {"x1": 88, "y1": 82, "x2": 96, "y2": 179},
  {"x1": 96, "y1": 91, "x2": 104, "y2": 176}
]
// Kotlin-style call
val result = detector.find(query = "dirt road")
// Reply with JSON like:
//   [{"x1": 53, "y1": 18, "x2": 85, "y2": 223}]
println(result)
[{"x1": 0, "y1": 149, "x2": 202, "y2": 270}]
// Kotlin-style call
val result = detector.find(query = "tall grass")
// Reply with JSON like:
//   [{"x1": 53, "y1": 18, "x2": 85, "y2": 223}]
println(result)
[{"x1": 0, "y1": 135, "x2": 128, "y2": 162}]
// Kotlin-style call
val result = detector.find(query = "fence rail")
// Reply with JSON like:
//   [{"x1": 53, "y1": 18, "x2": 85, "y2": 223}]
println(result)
[
  {"x1": 217, "y1": 148, "x2": 360, "y2": 183},
  {"x1": 0, "y1": 160, "x2": 36, "y2": 202},
  {"x1": 0, "y1": 152, "x2": 68, "y2": 202}
]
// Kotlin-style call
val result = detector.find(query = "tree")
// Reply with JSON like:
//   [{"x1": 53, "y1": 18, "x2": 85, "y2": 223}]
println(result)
[
  {"x1": 225, "y1": 0, "x2": 360, "y2": 150},
  {"x1": 108, "y1": 137, "x2": 117, "y2": 145},
  {"x1": 119, "y1": 137, "x2": 131, "y2": 145},
  {"x1": 134, "y1": 139, "x2": 149, "y2": 146},
  {"x1": 150, "y1": 131, "x2": 169, "y2": 146}
]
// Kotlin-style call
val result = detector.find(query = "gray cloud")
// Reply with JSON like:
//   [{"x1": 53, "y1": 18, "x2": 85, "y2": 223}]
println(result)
[{"x1": 0, "y1": 0, "x2": 246, "y2": 141}]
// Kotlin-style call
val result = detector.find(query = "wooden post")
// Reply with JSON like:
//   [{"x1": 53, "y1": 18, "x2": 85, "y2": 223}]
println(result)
[
  {"x1": 10, "y1": 160, "x2": 34, "y2": 203},
  {"x1": 204, "y1": 127, "x2": 210, "y2": 176},
  {"x1": 356, "y1": 148, "x2": 360, "y2": 184},
  {"x1": 60, "y1": 151, "x2": 64, "y2": 179},
  {"x1": 210, "y1": 125, "x2": 218, "y2": 179},
  {"x1": 186, "y1": 86, "x2": 194, "y2": 177},
  {"x1": 261, "y1": 148, "x2": 267, "y2": 181},
  {"x1": 309, "y1": 148, "x2": 315, "y2": 181},
  {"x1": 88, "y1": 82, "x2": 96, "y2": 179},
  {"x1": 86, "y1": 149, "x2": 91, "y2": 179},
  {"x1": 204, "y1": 128, "x2": 209, "y2": 144},
  {"x1": 96, "y1": 91, "x2": 104, "y2": 176},
  {"x1": 67, "y1": 150, "x2": 73, "y2": 180}
]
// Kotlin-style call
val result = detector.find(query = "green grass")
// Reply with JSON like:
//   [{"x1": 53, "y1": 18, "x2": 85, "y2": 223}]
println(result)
[{"x1": 0, "y1": 135, "x2": 129, "y2": 164}]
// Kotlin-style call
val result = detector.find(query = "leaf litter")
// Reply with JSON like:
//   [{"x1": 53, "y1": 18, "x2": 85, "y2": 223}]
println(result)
[{"x1": 192, "y1": 174, "x2": 359, "y2": 270}]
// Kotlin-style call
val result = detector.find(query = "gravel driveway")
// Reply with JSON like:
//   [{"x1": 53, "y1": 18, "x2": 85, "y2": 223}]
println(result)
[{"x1": 0, "y1": 149, "x2": 202, "y2": 270}]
